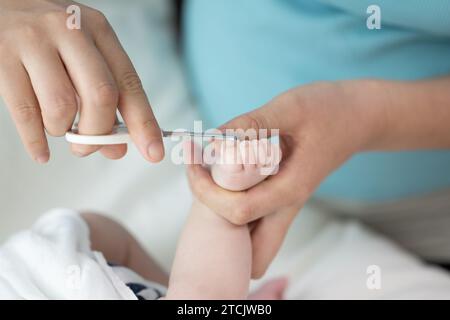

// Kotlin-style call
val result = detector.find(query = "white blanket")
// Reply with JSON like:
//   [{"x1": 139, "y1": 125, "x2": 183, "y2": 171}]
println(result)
[{"x1": 0, "y1": 209, "x2": 143, "y2": 299}]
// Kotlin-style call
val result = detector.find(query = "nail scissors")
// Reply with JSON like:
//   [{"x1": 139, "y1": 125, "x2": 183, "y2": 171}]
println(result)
[{"x1": 65, "y1": 123, "x2": 238, "y2": 145}]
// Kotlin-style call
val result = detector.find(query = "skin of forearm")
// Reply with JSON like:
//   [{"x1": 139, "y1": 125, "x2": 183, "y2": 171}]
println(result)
[
  {"x1": 166, "y1": 201, "x2": 252, "y2": 300},
  {"x1": 345, "y1": 77, "x2": 450, "y2": 151},
  {"x1": 81, "y1": 213, "x2": 169, "y2": 286}
]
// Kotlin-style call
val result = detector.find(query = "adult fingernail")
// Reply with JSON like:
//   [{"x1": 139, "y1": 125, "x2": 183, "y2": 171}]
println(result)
[
  {"x1": 35, "y1": 152, "x2": 49, "y2": 164},
  {"x1": 147, "y1": 141, "x2": 164, "y2": 162}
]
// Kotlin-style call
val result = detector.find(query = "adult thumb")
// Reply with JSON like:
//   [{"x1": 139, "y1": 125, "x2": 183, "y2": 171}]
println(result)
[
  {"x1": 219, "y1": 92, "x2": 301, "y2": 135},
  {"x1": 219, "y1": 104, "x2": 281, "y2": 137}
]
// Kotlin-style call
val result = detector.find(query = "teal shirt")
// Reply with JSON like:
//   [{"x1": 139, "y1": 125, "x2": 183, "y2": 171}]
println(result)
[{"x1": 184, "y1": 0, "x2": 450, "y2": 202}]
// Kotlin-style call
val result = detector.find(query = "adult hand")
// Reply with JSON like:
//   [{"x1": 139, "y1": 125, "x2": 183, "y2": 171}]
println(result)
[
  {"x1": 187, "y1": 80, "x2": 388, "y2": 277},
  {"x1": 0, "y1": 0, "x2": 164, "y2": 163}
]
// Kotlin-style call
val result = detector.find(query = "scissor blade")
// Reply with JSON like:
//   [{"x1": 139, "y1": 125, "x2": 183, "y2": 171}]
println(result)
[{"x1": 161, "y1": 130, "x2": 238, "y2": 141}]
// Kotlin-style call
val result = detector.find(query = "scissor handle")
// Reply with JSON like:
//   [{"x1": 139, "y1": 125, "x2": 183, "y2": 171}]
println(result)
[{"x1": 65, "y1": 124, "x2": 132, "y2": 145}]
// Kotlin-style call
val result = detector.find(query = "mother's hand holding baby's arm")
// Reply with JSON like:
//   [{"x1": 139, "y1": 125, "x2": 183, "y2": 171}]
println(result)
[
  {"x1": 0, "y1": 0, "x2": 164, "y2": 162},
  {"x1": 187, "y1": 78, "x2": 450, "y2": 278}
]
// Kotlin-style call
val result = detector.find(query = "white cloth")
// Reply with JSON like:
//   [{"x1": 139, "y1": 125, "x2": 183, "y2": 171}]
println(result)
[
  {"x1": 0, "y1": 209, "x2": 164, "y2": 300},
  {"x1": 255, "y1": 206, "x2": 450, "y2": 299}
]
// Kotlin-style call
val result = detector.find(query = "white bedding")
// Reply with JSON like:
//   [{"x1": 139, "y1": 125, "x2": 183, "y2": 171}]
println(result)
[{"x1": 0, "y1": 209, "x2": 166, "y2": 299}]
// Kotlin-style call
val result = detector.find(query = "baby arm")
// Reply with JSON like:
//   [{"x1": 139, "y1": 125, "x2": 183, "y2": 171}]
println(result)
[
  {"x1": 166, "y1": 200, "x2": 252, "y2": 299},
  {"x1": 81, "y1": 213, "x2": 169, "y2": 286},
  {"x1": 166, "y1": 140, "x2": 281, "y2": 299}
]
